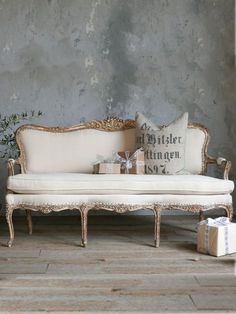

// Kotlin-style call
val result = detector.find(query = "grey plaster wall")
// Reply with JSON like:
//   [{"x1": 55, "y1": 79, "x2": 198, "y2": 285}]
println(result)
[{"x1": 0, "y1": 0, "x2": 235, "y2": 211}]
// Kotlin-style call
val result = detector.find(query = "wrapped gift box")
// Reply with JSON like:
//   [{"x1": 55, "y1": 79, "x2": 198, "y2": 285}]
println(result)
[
  {"x1": 94, "y1": 162, "x2": 120, "y2": 174},
  {"x1": 117, "y1": 149, "x2": 145, "y2": 174},
  {"x1": 197, "y1": 217, "x2": 236, "y2": 257}
]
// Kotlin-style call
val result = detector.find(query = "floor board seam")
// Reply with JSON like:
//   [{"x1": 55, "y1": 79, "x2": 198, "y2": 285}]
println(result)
[{"x1": 189, "y1": 294, "x2": 198, "y2": 309}]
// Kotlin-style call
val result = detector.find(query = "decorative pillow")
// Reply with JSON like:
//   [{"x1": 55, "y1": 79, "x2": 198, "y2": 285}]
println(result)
[{"x1": 136, "y1": 112, "x2": 188, "y2": 174}]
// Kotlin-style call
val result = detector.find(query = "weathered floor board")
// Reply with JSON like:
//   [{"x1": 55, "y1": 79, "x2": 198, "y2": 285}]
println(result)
[{"x1": 0, "y1": 215, "x2": 235, "y2": 312}]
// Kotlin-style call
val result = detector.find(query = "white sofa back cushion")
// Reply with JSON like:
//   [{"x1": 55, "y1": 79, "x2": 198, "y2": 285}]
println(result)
[{"x1": 16, "y1": 120, "x2": 207, "y2": 174}]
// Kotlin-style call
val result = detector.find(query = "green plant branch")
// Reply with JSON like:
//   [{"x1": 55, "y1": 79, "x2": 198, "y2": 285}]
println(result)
[{"x1": 0, "y1": 110, "x2": 43, "y2": 159}]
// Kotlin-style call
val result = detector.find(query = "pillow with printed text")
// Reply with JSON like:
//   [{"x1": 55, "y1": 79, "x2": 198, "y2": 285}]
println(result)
[{"x1": 136, "y1": 112, "x2": 188, "y2": 174}]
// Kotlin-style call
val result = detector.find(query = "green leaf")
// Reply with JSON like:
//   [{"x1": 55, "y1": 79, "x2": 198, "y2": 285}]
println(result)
[{"x1": 0, "y1": 110, "x2": 43, "y2": 160}]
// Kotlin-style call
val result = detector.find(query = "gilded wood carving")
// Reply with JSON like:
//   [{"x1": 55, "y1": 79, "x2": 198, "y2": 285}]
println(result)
[{"x1": 5, "y1": 202, "x2": 233, "y2": 247}]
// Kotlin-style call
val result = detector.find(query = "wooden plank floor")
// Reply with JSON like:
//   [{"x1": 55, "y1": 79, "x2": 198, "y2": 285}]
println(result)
[{"x1": 0, "y1": 214, "x2": 236, "y2": 313}]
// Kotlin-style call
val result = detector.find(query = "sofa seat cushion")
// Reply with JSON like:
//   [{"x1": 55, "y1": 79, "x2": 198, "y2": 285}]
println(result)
[
  {"x1": 7, "y1": 173, "x2": 234, "y2": 195},
  {"x1": 6, "y1": 193, "x2": 233, "y2": 208}
]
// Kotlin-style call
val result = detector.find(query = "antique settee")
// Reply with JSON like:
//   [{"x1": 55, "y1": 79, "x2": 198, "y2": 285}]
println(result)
[{"x1": 6, "y1": 117, "x2": 234, "y2": 247}]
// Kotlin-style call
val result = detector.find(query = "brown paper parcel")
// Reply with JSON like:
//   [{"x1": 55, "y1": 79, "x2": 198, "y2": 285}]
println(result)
[
  {"x1": 94, "y1": 163, "x2": 120, "y2": 174},
  {"x1": 118, "y1": 150, "x2": 145, "y2": 174},
  {"x1": 197, "y1": 221, "x2": 236, "y2": 257}
]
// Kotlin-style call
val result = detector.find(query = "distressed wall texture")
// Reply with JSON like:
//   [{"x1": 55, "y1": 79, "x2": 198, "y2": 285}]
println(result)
[{"x1": 0, "y1": 0, "x2": 235, "y2": 209}]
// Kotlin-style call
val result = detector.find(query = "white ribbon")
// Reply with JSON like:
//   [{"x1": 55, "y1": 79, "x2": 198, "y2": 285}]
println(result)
[
  {"x1": 199, "y1": 217, "x2": 230, "y2": 255},
  {"x1": 199, "y1": 216, "x2": 230, "y2": 226},
  {"x1": 113, "y1": 148, "x2": 143, "y2": 174}
]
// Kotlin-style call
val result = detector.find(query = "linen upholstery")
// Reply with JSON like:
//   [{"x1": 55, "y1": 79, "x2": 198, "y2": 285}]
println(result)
[
  {"x1": 18, "y1": 125, "x2": 206, "y2": 175},
  {"x1": 184, "y1": 126, "x2": 205, "y2": 174},
  {"x1": 136, "y1": 112, "x2": 188, "y2": 174},
  {"x1": 6, "y1": 193, "x2": 233, "y2": 207},
  {"x1": 19, "y1": 128, "x2": 136, "y2": 174},
  {"x1": 7, "y1": 173, "x2": 234, "y2": 195}
]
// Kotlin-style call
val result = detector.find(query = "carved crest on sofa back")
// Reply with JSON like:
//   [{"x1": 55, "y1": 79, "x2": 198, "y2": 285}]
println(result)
[{"x1": 79, "y1": 117, "x2": 136, "y2": 131}]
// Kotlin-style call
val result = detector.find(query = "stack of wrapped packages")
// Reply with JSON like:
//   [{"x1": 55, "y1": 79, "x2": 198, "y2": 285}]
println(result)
[
  {"x1": 197, "y1": 217, "x2": 236, "y2": 257},
  {"x1": 94, "y1": 148, "x2": 145, "y2": 174}
]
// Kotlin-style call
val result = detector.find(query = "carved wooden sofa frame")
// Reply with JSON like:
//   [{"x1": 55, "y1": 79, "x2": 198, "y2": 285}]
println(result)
[{"x1": 6, "y1": 117, "x2": 233, "y2": 248}]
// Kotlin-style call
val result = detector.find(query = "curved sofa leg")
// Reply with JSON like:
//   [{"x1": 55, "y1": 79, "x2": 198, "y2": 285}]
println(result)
[
  {"x1": 199, "y1": 210, "x2": 204, "y2": 222},
  {"x1": 80, "y1": 205, "x2": 88, "y2": 248},
  {"x1": 6, "y1": 206, "x2": 15, "y2": 247},
  {"x1": 26, "y1": 210, "x2": 33, "y2": 235},
  {"x1": 153, "y1": 206, "x2": 161, "y2": 248},
  {"x1": 224, "y1": 204, "x2": 233, "y2": 221}
]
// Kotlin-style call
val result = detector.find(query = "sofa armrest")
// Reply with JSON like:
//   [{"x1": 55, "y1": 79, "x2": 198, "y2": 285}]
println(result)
[
  {"x1": 207, "y1": 156, "x2": 231, "y2": 180},
  {"x1": 7, "y1": 158, "x2": 20, "y2": 176}
]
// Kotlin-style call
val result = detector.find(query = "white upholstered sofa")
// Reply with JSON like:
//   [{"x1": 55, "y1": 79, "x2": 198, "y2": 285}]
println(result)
[{"x1": 6, "y1": 117, "x2": 234, "y2": 247}]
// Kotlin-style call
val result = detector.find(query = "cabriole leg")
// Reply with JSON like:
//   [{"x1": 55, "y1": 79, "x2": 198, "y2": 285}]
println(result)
[
  {"x1": 199, "y1": 210, "x2": 204, "y2": 222},
  {"x1": 153, "y1": 206, "x2": 161, "y2": 248},
  {"x1": 224, "y1": 204, "x2": 233, "y2": 221},
  {"x1": 26, "y1": 210, "x2": 33, "y2": 235},
  {"x1": 80, "y1": 207, "x2": 88, "y2": 248},
  {"x1": 6, "y1": 206, "x2": 15, "y2": 247}
]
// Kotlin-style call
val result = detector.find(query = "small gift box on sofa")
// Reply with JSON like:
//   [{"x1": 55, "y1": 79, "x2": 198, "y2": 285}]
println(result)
[
  {"x1": 197, "y1": 217, "x2": 236, "y2": 257},
  {"x1": 115, "y1": 148, "x2": 145, "y2": 174},
  {"x1": 94, "y1": 162, "x2": 120, "y2": 174}
]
